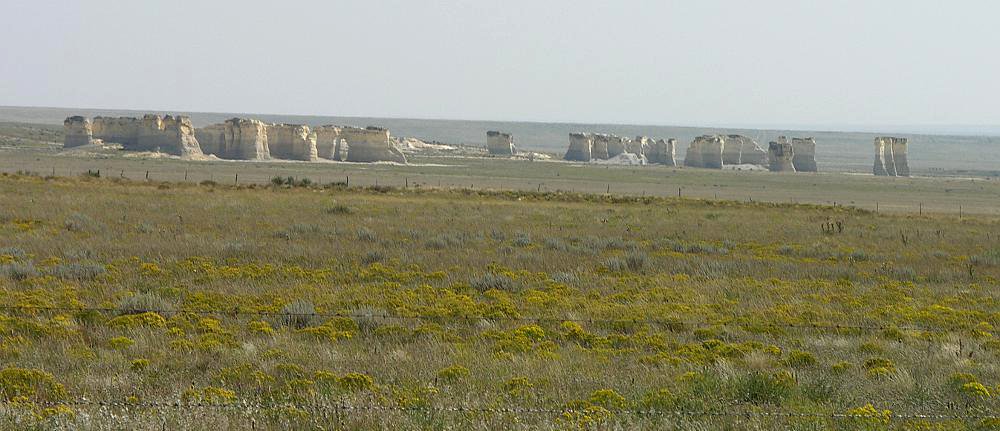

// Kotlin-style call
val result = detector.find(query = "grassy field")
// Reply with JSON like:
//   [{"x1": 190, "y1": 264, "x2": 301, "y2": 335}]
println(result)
[
  {"x1": 2, "y1": 141, "x2": 1000, "y2": 218},
  {"x1": 1, "y1": 172, "x2": 1000, "y2": 429}
]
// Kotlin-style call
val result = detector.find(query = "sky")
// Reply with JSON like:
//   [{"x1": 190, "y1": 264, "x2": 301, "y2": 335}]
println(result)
[{"x1": 1, "y1": 0, "x2": 999, "y2": 129}]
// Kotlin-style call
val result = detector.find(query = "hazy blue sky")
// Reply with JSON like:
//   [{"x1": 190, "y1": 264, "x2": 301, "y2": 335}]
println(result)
[{"x1": 2, "y1": 0, "x2": 998, "y2": 128}]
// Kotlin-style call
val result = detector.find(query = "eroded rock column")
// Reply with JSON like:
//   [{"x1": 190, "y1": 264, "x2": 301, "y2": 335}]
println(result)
[
  {"x1": 768, "y1": 139, "x2": 796, "y2": 172},
  {"x1": 564, "y1": 133, "x2": 593, "y2": 161},
  {"x1": 486, "y1": 131, "x2": 515, "y2": 156},
  {"x1": 63, "y1": 116, "x2": 94, "y2": 147},
  {"x1": 791, "y1": 137, "x2": 817, "y2": 172}
]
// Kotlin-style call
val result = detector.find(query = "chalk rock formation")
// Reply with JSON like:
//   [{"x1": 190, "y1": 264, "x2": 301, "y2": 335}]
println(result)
[
  {"x1": 684, "y1": 135, "x2": 724, "y2": 169},
  {"x1": 683, "y1": 138, "x2": 704, "y2": 167},
  {"x1": 607, "y1": 135, "x2": 627, "y2": 158},
  {"x1": 592, "y1": 152, "x2": 646, "y2": 166},
  {"x1": 724, "y1": 135, "x2": 767, "y2": 165},
  {"x1": 644, "y1": 138, "x2": 677, "y2": 166},
  {"x1": 791, "y1": 137, "x2": 817, "y2": 172},
  {"x1": 629, "y1": 136, "x2": 651, "y2": 157},
  {"x1": 873, "y1": 137, "x2": 909, "y2": 177},
  {"x1": 266, "y1": 124, "x2": 317, "y2": 161},
  {"x1": 721, "y1": 135, "x2": 743, "y2": 165},
  {"x1": 486, "y1": 131, "x2": 515, "y2": 156},
  {"x1": 872, "y1": 138, "x2": 889, "y2": 176},
  {"x1": 564, "y1": 133, "x2": 593, "y2": 161},
  {"x1": 342, "y1": 126, "x2": 407, "y2": 163},
  {"x1": 196, "y1": 118, "x2": 270, "y2": 160},
  {"x1": 314, "y1": 125, "x2": 344, "y2": 160},
  {"x1": 63, "y1": 116, "x2": 94, "y2": 147},
  {"x1": 591, "y1": 134, "x2": 610, "y2": 160},
  {"x1": 768, "y1": 138, "x2": 796, "y2": 172},
  {"x1": 891, "y1": 138, "x2": 909, "y2": 176},
  {"x1": 91, "y1": 114, "x2": 203, "y2": 157}
]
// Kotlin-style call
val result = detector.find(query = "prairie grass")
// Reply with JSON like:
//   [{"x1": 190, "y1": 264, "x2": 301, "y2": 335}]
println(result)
[{"x1": 0, "y1": 172, "x2": 999, "y2": 429}]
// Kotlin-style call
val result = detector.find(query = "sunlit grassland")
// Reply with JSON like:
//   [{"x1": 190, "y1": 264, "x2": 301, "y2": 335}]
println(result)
[{"x1": 1, "y1": 173, "x2": 1000, "y2": 429}]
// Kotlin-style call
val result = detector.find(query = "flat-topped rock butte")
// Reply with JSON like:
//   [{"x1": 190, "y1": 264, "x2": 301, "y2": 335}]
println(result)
[{"x1": 64, "y1": 114, "x2": 410, "y2": 164}]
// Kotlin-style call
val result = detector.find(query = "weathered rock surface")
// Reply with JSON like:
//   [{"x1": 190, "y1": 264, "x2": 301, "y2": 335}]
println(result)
[
  {"x1": 486, "y1": 131, "x2": 515, "y2": 156},
  {"x1": 196, "y1": 118, "x2": 270, "y2": 160},
  {"x1": 591, "y1": 134, "x2": 610, "y2": 160},
  {"x1": 266, "y1": 124, "x2": 317, "y2": 161},
  {"x1": 721, "y1": 135, "x2": 742, "y2": 165},
  {"x1": 342, "y1": 126, "x2": 407, "y2": 163},
  {"x1": 314, "y1": 125, "x2": 343, "y2": 160},
  {"x1": 645, "y1": 138, "x2": 677, "y2": 166},
  {"x1": 592, "y1": 152, "x2": 646, "y2": 166},
  {"x1": 791, "y1": 137, "x2": 817, "y2": 172},
  {"x1": 723, "y1": 135, "x2": 767, "y2": 165},
  {"x1": 564, "y1": 133, "x2": 593, "y2": 161},
  {"x1": 684, "y1": 135, "x2": 724, "y2": 169},
  {"x1": 629, "y1": 136, "x2": 651, "y2": 157},
  {"x1": 891, "y1": 138, "x2": 909, "y2": 176},
  {"x1": 768, "y1": 138, "x2": 796, "y2": 172},
  {"x1": 607, "y1": 135, "x2": 627, "y2": 158},
  {"x1": 63, "y1": 116, "x2": 93, "y2": 147},
  {"x1": 873, "y1": 137, "x2": 909, "y2": 176},
  {"x1": 90, "y1": 114, "x2": 203, "y2": 157}
]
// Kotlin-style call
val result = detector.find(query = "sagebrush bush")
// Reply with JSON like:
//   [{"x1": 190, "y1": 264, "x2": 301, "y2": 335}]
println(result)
[
  {"x1": 0, "y1": 261, "x2": 38, "y2": 281},
  {"x1": 50, "y1": 263, "x2": 105, "y2": 280},
  {"x1": 117, "y1": 292, "x2": 173, "y2": 315},
  {"x1": 280, "y1": 300, "x2": 318, "y2": 329},
  {"x1": 356, "y1": 227, "x2": 377, "y2": 242},
  {"x1": 470, "y1": 272, "x2": 519, "y2": 292}
]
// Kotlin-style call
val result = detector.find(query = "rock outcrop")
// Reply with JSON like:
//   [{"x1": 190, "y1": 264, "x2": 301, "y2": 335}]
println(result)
[
  {"x1": 721, "y1": 135, "x2": 742, "y2": 165},
  {"x1": 564, "y1": 133, "x2": 594, "y2": 161},
  {"x1": 684, "y1": 135, "x2": 724, "y2": 169},
  {"x1": 685, "y1": 135, "x2": 767, "y2": 169},
  {"x1": 266, "y1": 124, "x2": 317, "y2": 161},
  {"x1": 196, "y1": 118, "x2": 270, "y2": 160},
  {"x1": 891, "y1": 138, "x2": 909, "y2": 176},
  {"x1": 646, "y1": 138, "x2": 677, "y2": 166},
  {"x1": 874, "y1": 137, "x2": 909, "y2": 177},
  {"x1": 629, "y1": 136, "x2": 651, "y2": 157},
  {"x1": 591, "y1": 134, "x2": 610, "y2": 160},
  {"x1": 791, "y1": 137, "x2": 817, "y2": 172},
  {"x1": 89, "y1": 114, "x2": 203, "y2": 157},
  {"x1": 486, "y1": 131, "x2": 515, "y2": 156},
  {"x1": 564, "y1": 132, "x2": 678, "y2": 165},
  {"x1": 607, "y1": 135, "x2": 627, "y2": 158},
  {"x1": 722, "y1": 135, "x2": 767, "y2": 165},
  {"x1": 768, "y1": 138, "x2": 796, "y2": 172},
  {"x1": 342, "y1": 126, "x2": 407, "y2": 163},
  {"x1": 314, "y1": 125, "x2": 344, "y2": 160},
  {"x1": 63, "y1": 116, "x2": 94, "y2": 147}
]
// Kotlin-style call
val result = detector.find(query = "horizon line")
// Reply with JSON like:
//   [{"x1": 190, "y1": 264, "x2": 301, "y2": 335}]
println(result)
[{"x1": 3, "y1": 104, "x2": 1000, "y2": 139}]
